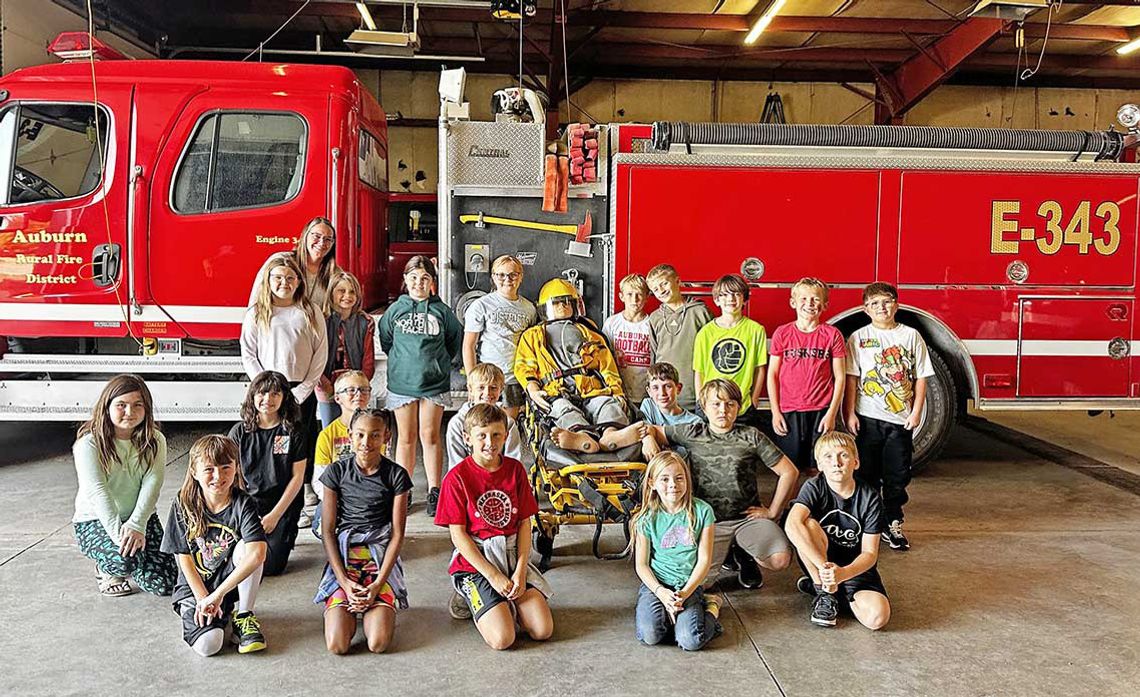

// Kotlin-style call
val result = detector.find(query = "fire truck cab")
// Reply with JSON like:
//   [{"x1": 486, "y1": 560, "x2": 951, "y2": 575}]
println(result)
[{"x1": 0, "y1": 38, "x2": 391, "y2": 420}]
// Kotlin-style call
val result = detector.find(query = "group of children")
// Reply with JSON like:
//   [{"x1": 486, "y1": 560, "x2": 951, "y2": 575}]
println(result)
[{"x1": 71, "y1": 226, "x2": 935, "y2": 655}]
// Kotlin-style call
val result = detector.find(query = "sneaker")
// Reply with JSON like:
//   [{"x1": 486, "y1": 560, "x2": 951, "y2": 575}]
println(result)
[
  {"x1": 796, "y1": 575, "x2": 817, "y2": 597},
  {"x1": 734, "y1": 545, "x2": 764, "y2": 590},
  {"x1": 704, "y1": 593, "x2": 722, "y2": 620},
  {"x1": 881, "y1": 519, "x2": 910, "y2": 551},
  {"x1": 810, "y1": 592, "x2": 839, "y2": 627},
  {"x1": 720, "y1": 545, "x2": 739, "y2": 572},
  {"x1": 303, "y1": 483, "x2": 319, "y2": 508},
  {"x1": 448, "y1": 590, "x2": 472, "y2": 620},
  {"x1": 297, "y1": 508, "x2": 313, "y2": 529},
  {"x1": 231, "y1": 610, "x2": 267, "y2": 653},
  {"x1": 426, "y1": 486, "x2": 440, "y2": 517}
]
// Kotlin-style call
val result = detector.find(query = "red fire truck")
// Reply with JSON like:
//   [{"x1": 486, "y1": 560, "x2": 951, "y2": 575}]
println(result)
[
  {"x1": 436, "y1": 91, "x2": 1140, "y2": 464},
  {"x1": 0, "y1": 34, "x2": 392, "y2": 420}
]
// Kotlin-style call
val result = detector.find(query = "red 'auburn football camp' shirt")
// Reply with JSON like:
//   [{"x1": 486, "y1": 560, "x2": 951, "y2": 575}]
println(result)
[{"x1": 434, "y1": 455, "x2": 539, "y2": 575}]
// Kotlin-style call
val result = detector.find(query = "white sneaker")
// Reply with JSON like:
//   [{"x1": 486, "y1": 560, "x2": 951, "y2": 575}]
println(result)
[{"x1": 303, "y1": 484, "x2": 319, "y2": 508}]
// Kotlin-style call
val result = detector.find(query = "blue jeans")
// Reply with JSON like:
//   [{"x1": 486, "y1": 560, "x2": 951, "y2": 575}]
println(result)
[{"x1": 635, "y1": 583, "x2": 720, "y2": 651}]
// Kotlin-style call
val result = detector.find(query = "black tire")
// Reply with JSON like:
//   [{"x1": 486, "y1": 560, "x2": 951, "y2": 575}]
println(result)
[{"x1": 912, "y1": 348, "x2": 957, "y2": 471}]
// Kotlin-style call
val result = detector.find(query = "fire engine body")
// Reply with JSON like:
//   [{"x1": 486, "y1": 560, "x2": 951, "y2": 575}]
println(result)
[
  {"x1": 437, "y1": 106, "x2": 1140, "y2": 463},
  {"x1": 0, "y1": 56, "x2": 391, "y2": 420}
]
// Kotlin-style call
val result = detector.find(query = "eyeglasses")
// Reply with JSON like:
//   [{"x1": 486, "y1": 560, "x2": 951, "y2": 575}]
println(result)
[
  {"x1": 336, "y1": 386, "x2": 373, "y2": 396},
  {"x1": 269, "y1": 273, "x2": 299, "y2": 283},
  {"x1": 865, "y1": 299, "x2": 897, "y2": 309},
  {"x1": 308, "y1": 232, "x2": 335, "y2": 245},
  {"x1": 493, "y1": 272, "x2": 521, "y2": 281}
]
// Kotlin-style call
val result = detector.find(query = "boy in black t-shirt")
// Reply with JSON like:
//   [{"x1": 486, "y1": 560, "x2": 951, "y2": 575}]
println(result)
[{"x1": 784, "y1": 431, "x2": 890, "y2": 630}]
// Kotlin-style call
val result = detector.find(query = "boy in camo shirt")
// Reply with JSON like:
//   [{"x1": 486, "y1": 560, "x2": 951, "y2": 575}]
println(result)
[{"x1": 646, "y1": 379, "x2": 798, "y2": 590}]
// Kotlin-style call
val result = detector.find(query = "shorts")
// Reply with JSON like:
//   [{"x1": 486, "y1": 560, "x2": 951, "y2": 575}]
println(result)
[
  {"x1": 386, "y1": 390, "x2": 450, "y2": 411},
  {"x1": 451, "y1": 571, "x2": 536, "y2": 622},
  {"x1": 174, "y1": 591, "x2": 236, "y2": 646},
  {"x1": 324, "y1": 545, "x2": 396, "y2": 613},
  {"x1": 835, "y1": 566, "x2": 888, "y2": 605},
  {"x1": 501, "y1": 382, "x2": 526, "y2": 409},
  {"x1": 773, "y1": 408, "x2": 829, "y2": 472},
  {"x1": 708, "y1": 517, "x2": 792, "y2": 583}
]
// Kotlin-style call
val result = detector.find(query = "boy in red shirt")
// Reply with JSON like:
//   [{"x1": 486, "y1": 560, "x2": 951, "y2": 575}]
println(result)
[
  {"x1": 434, "y1": 403, "x2": 554, "y2": 650},
  {"x1": 767, "y1": 278, "x2": 846, "y2": 474}
]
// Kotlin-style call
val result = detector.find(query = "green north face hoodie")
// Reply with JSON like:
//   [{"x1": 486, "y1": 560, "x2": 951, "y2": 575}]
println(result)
[{"x1": 378, "y1": 293, "x2": 463, "y2": 397}]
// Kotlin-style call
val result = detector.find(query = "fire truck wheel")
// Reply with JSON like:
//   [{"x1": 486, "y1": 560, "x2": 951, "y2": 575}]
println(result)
[{"x1": 912, "y1": 348, "x2": 957, "y2": 472}]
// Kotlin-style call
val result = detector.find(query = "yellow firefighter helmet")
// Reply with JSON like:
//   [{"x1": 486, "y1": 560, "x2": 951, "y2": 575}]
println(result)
[{"x1": 538, "y1": 278, "x2": 580, "y2": 320}]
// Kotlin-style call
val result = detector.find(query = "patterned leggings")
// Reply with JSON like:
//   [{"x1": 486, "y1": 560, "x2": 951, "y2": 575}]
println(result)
[{"x1": 74, "y1": 514, "x2": 177, "y2": 596}]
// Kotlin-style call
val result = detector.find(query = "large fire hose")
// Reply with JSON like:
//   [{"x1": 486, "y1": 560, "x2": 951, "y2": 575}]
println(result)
[{"x1": 651, "y1": 121, "x2": 1124, "y2": 160}]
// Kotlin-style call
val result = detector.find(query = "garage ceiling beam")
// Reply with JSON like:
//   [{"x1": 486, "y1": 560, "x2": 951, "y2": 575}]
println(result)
[
  {"x1": 565, "y1": 11, "x2": 1128, "y2": 43},
  {"x1": 873, "y1": 17, "x2": 1005, "y2": 124}
]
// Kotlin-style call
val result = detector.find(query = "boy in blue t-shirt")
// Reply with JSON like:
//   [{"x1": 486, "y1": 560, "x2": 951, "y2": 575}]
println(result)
[{"x1": 639, "y1": 362, "x2": 702, "y2": 461}]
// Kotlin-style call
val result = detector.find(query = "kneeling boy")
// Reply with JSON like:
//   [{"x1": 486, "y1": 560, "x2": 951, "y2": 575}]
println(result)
[
  {"x1": 784, "y1": 431, "x2": 891, "y2": 630},
  {"x1": 447, "y1": 363, "x2": 524, "y2": 470},
  {"x1": 434, "y1": 403, "x2": 554, "y2": 650},
  {"x1": 646, "y1": 379, "x2": 798, "y2": 590}
]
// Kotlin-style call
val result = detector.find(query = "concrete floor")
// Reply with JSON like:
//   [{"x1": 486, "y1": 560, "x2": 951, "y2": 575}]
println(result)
[{"x1": 2, "y1": 416, "x2": 1138, "y2": 697}]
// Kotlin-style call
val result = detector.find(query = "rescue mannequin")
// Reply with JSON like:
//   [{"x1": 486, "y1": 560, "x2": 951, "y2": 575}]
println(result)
[{"x1": 514, "y1": 278, "x2": 646, "y2": 453}]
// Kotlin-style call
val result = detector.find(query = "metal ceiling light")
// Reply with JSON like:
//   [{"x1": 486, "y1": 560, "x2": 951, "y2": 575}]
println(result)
[
  {"x1": 968, "y1": 0, "x2": 1049, "y2": 21},
  {"x1": 345, "y1": 1, "x2": 420, "y2": 55},
  {"x1": 744, "y1": 0, "x2": 787, "y2": 45}
]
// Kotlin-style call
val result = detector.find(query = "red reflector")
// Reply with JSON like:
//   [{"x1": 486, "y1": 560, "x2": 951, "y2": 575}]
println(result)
[
  {"x1": 48, "y1": 32, "x2": 128, "y2": 62},
  {"x1": 983, "y1": 374, "x2": 1013, "y2": 388}
]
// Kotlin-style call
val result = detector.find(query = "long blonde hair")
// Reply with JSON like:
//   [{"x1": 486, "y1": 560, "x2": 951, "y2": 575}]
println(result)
[
  {"x1": 630, "y1": 451, "x2": 697, "y2": 539},
  {"x1": 253, "y1": 255, "x2": 321, "y2": 332},
  {"x1": 77, "y1": 374, "x2": 161, "y2": 476},
  {"x1": 177, "y1": 435, "x2": 247, "y2": 542}
]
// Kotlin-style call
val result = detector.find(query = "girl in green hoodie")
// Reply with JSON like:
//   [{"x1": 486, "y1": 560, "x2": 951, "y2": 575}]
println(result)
[{"x1": 379, "y1": 256, "x2": 463, "y2": 517}]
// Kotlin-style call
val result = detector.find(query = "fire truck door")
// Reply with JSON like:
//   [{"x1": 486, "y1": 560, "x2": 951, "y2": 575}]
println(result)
[
  {"x1": 1017, "y1": 298, "x2": 1133, "y2": 397},
  {"x1": 147, "y1": 96, "x2": 325, "y2": 338}
]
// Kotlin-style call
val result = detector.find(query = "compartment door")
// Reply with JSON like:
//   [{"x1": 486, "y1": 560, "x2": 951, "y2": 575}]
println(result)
[{"x1": 1017, "y1": 297, "x2": 1132, "y2": 397}]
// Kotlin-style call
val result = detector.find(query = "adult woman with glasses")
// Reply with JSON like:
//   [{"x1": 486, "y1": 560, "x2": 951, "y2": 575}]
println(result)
[{"x1": 248, "y1": 217, "x2": 341, "y2": 314}]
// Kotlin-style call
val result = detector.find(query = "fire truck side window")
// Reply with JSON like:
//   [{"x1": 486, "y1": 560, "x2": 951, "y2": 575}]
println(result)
[
  {"x1": 172, "y1": 112, "x2": 305, "y2": 214},
  {"x1": 0, "y1": 103, "x2": 108, "y2": 206}
]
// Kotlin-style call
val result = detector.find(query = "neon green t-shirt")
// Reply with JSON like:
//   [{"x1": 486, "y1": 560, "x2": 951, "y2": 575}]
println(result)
[{"x1": 692, "y1": 317, "x2": 768, "y2": 413}]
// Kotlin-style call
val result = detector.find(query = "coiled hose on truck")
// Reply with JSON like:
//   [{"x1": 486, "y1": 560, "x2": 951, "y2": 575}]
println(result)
[{"x1": 651, "y1": 121, "x2": 1124, "y2": 161}]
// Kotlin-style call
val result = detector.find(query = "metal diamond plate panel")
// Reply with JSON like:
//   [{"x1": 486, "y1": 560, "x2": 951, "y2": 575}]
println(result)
[{"x1": 447, "y1": 121, "x2": 545, "y2": 187}]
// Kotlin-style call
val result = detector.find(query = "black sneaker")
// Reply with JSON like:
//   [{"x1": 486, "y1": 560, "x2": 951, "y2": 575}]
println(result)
[
  {"x1": 734, "y1": 545, "x2": 764, "y2": 589},
  {"x1": 796, "y1": 575, "x2": 816, "y2": 597},
  {"x1": 426, "y1": 486, "x2": 441, "y2": 517},
  {"x1": 448, "y1": 590, "x2": 472, "y2": 620},
  {"x1": 231, "y1": 610, "x2": 267, "y2": 653},
  {"x1": 810, "y1": 592, "x2": 839, "y2": 627},
  {"x1": 721, "y1": 544, "x2": 740, "y2": 572},
  {"x1": 881, "y1": 519, "x2": 910, "y2": 551}
]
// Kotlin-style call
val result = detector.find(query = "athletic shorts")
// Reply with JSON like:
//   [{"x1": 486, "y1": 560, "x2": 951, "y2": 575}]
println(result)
[
  {"x1": 773, "y1": 408, "x2": 829, "y2": 472},
  {"x1": 501, "y1": 383, "x2": 526, "y2": 409},
  {"x1": 324, "y1": 545, "x2": 396, "y2": 614},
  {"x1": 451, "y1": 571, "x2": 536, "y2": 622},
  {"x1": 707, "y1": 517, "x2": 792, "y2": 584},
  {"x1": 386, "y1": 391, "x2": 450, "y2": 411},
  {"x1": 835, "y1": 566, "x2": 888, "y2": 605},
  {"x1": 174, "y1": 591, "x2": 236, "y2": 646}
]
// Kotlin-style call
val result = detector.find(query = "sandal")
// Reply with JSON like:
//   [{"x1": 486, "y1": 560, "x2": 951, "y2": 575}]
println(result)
[{"x1": 96, "y1": 568, "x2": 135, "y2": 597}]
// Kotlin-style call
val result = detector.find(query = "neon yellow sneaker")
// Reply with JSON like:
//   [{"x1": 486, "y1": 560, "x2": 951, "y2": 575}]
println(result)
[{"x1": 232, "y1": 611, "x2": 267, "y2": 653}]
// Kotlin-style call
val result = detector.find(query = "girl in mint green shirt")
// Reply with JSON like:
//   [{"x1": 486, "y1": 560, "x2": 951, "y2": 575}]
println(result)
[
  {"x1": 631, "y1": 451, "x2": 721, "y2": 651},
  {"x1": 72, "y1": 374, "x2": 175, "y2": 597}
]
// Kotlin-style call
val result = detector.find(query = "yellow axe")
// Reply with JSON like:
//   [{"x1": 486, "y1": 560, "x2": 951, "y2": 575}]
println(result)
[{"x1": 459, "y1": 210, "x2": 594, "y2": 257}]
